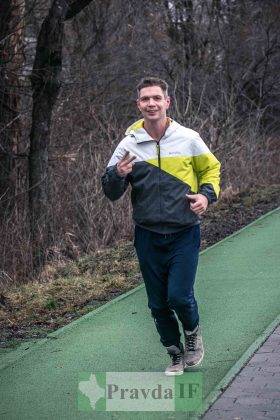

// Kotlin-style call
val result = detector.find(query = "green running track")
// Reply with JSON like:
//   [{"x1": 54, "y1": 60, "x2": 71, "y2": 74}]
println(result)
[{"x1": 0, "y1": 209, "x2": 279, "y2": 419}]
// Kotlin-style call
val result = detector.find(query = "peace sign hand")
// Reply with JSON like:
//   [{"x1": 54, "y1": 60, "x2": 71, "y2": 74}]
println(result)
[{"x1": 116, "y1": 151, "x2": 137, "y2": 177}]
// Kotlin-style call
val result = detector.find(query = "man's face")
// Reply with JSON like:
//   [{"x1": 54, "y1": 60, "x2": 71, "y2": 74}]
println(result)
[{"x1": 137, "y1": 86, "x2": 170, "y2": 123}]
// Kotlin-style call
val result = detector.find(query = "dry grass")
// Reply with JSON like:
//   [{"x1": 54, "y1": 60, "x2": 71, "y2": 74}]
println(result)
[{"x1": 0, "y1": 242, "x2": 140, "y2": 346}]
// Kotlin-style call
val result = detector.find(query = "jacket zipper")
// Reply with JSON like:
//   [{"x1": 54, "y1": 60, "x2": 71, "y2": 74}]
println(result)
[
  {"x1": 156, "y1": 140, "x2": 162, "y2": 227},
  {"x1": 156, "y1": 127, "x2": 167, "y2": 228},
  {"x1": 156, "y1": 142, "x2": 161, "y2": 169}
]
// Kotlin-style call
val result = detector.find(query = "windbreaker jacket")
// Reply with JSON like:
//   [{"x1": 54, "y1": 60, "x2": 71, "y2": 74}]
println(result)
[{"x1": 101, "y1": 119, "x2": 221, "y2": 234}]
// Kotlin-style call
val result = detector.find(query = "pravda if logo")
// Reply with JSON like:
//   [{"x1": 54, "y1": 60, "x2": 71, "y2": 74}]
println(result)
[{"x1": 78, "y1": 372, "x2": 202, "y2": 412}]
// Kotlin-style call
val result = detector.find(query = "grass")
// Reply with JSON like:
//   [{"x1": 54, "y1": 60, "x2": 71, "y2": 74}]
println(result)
[{"x1": 0, "y1": 242, "x2": 140, "y2": 346}]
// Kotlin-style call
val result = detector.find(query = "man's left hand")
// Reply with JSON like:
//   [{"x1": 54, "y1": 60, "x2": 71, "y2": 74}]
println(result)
[{"x1": 186, "y1": 194, "x2": 208, "y2": 215}]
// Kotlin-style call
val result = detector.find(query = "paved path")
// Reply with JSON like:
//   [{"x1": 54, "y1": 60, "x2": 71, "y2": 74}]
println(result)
[
  {"x1": 203, "y1": 325, "x2": 280, "y2": 419},
  {"x1": 0, "y1": 208, "x2": 279, "y2": 419}
]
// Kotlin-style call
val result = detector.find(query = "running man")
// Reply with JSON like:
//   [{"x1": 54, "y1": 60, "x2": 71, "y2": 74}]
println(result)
[{"x1": 101, "y1": 77, "x2": 221, "y2": 375}]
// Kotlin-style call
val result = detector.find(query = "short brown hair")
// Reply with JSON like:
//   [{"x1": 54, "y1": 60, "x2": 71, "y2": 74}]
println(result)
[{"x1": 137, "y1": 77, "x2": 169, "y2": 97}]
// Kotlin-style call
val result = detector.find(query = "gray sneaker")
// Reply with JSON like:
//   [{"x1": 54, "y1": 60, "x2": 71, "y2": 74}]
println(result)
[
  {"x1": 165, "y1": 343, "x2": 184, "y2": 376},
  {"x1": 184, "y1": 325, "x2": 204, "y2": 367}
]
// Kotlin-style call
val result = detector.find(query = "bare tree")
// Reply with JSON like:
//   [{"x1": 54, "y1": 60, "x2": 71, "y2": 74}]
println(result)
[{"x1": 28, "y1": 0, "x2": 96, "y2": 268}]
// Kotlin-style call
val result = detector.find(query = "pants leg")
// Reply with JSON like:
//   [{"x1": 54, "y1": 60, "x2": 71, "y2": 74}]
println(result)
[
  {"x1": 167, "y1": 224, "x2": 200, "y2": 331},
  {"x1": 134, "y1": 225, "x2": 181, "y2": 347}
]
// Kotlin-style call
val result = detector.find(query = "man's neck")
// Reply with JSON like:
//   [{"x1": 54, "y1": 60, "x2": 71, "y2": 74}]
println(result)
[{"x1": 144, "y1": 118, "x2": 169, "y2": 142}]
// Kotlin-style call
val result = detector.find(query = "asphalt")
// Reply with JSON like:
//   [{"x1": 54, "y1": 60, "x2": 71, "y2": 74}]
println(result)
[{"x1": 0, "y1": 208, "x2": 279, "y2": 420}]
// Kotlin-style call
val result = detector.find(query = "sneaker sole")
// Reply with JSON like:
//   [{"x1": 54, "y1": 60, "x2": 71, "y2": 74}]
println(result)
[
  {"x1": 165, "y1": 370, "x2": 184, "y2": 376},
  {"x1": 184, "y1": 349, "x2": 204, "y2": 368}
]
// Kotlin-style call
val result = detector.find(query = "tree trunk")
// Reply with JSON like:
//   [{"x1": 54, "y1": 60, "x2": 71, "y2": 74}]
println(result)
[
  {"x1": 29, "y1": 0, "x2": 67, "y2": 267},
  {"x1": 28, "y1": 0, "x2": 94, "y2": 269}
]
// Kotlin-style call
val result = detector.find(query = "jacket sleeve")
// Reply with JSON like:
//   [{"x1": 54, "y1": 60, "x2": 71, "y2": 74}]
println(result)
[
  {"x1": 101, "y1": 165, "x2": 130, "y2": 201},
  {"x1": 191, "y1": 134, "x2": 221, "y2": 204},
  {"x1": 101, "y1": 142, "x2": 130, "y2": 201}
]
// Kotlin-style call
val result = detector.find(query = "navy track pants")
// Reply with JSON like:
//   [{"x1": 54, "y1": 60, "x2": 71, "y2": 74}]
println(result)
[{"x1": 134, "y1": 224, "x2": 200, "y2": 348}]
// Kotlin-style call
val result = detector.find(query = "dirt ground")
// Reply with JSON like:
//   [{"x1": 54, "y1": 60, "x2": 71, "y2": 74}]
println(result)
[{"x1": 0, "y1": 185, "x2": 279, "y2": 348}]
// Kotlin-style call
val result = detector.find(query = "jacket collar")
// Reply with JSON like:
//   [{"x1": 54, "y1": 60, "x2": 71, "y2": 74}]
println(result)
[{"x1": 125, "y1": 118, "x2": 180, "y2": 143}]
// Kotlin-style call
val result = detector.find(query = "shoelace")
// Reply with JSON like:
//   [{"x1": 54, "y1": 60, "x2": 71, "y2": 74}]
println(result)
[
  {"x1": 171, "y1": 353, "x2": 182, "y2": 365},
  {"x1": 185, "y1": 333, "x2": 197, "y2": 351}
]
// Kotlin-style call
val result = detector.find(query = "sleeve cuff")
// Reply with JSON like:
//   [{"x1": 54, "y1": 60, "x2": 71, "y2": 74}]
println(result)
[{"x1": 198, "y1": 184, "x2": 218, "y2": 205}]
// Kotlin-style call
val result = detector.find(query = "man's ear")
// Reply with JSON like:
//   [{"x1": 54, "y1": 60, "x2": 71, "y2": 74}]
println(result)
[
  {"x1": 166, "y1": 96, "x2": 171, "y2": 109},
  {"x1": 136, "y1": 99, "x2": 141, "y2": 112}
]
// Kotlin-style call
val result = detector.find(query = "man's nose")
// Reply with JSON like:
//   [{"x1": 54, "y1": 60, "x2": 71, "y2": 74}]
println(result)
[{"x1": 147, "y1": 98, "x2": 156, "y2": 106}]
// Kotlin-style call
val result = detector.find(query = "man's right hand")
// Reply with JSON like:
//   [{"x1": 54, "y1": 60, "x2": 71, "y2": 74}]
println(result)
[{"x1": 116, "y1": 151, "x2": 137, "y2": 177}]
